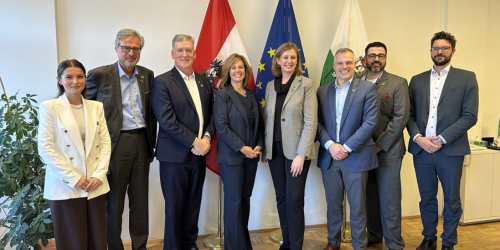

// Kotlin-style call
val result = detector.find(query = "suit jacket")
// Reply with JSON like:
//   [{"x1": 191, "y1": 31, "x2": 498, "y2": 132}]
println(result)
[
  {"x1": 38, "y1": 94, "x2": 111, "y2": 200},
  {"x1": 151, "y1": 66, "x2": 215, "y2": 163},
  {"x1": 316, "y1": 78, "x2": 380, "y2": 172},
  {"x1": 407, "y1": 66, "x2": 479, "y2": 156},
  {"x1": 214, "y1": 85, "x2": 264, "y2": 165},
  {"x1": 357, "y1": 71, "x2": 410, "y2": 159},
  {"x1": 263, "y1": 75, "x2": 317, "y2": 160},
  {"x1": 85, "y1": 62, "x2": 157, "y2": 158}
]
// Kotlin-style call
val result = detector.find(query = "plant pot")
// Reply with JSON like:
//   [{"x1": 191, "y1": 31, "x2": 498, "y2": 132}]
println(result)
[{"x1": 37, "y1": 238, "x2": 56, "y2": 250}]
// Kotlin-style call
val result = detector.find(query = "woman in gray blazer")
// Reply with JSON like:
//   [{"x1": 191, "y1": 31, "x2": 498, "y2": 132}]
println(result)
[
  {"x1": 38, "y1": 59, "x2": 111, "y2": 250},
  {"x1": 262, "y1": 43, "x2": 318, "y2": 250},
  {"x1": 214, "y1": 54, "x2": 264, "y2": 250}
]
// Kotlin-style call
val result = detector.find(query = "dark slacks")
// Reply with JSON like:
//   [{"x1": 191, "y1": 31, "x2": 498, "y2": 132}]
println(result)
[
  {"x1": 50, "y1": 194, "x2": 107, "y2": 250},
  {"x1": 268, "y1": 141, "x2": 311, "y2": 250},
  {"x1": 107, "y1": 129, "x2": 150, "y2": 250},
  {"x1": 413, "y1": 150, "x2": 464, "y2": 247},
  {"x1": 219, "y1": 159, "x2": 258, "y2": 250},
  {"x1": 365, "y1": 157, "x2": 405, "y2": 249},
  {"x1": 160, "y1": 156, "x2": 206, "y2": 250},
  {"x1": 322, "y1": 159, "x2": 368, "y2": 250}
]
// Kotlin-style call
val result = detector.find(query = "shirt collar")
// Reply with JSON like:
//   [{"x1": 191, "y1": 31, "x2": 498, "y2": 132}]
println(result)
[
  {"x1": 431, "y1": 64, "x2": 451, "y2": 76},
  {"x1": 176, "y1": 66, "x2": 195, "y2": 81},
  {"x1": 362, "y1": 70, "x2": 384, "y2": 83},
  {"x1": 335, "y1": 77, "x2": 353, "y2": 89},
  {"x1": 117, "y1": 62, "x2": 138, "y2": 78}
]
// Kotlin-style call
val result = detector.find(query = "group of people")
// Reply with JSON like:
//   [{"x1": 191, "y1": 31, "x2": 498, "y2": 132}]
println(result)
[{"x1": 37, "y1": 28, "x2": 478, "y2": 250}]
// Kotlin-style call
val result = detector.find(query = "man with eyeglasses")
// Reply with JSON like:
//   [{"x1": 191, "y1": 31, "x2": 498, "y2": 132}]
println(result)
[
  {"x1": 357, "y1": 42, "x2": 409, "y2": 250},
  {"x1": 86, "y1": 28, "x2": 156, "y2": 250},
  {"x1": 407, "y1": 31, "x2": 478, "y2": 250}
]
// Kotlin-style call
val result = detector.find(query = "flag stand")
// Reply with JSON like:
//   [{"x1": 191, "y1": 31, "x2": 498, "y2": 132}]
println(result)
[
  {"x1": 341, "y1": 191, "x2": 352, "y2": 243},
  {"x1": 204, "y1": 177, "x2": 224, "y2": 250},
  {"x1": 269, "y1": 229, "x2": 283, "y2": 244}
]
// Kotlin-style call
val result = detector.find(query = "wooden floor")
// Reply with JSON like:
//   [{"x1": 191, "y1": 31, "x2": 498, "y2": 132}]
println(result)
[{"x1": 138, "y1": 217, "x2": 500, "y2": 250}]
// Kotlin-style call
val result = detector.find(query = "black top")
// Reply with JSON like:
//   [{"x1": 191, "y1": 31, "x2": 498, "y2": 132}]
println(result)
[
  {"x1": 236, "y1": 91, "x2": 255, "y2": 146},
  {"x1": 273, "y1": 74, "x2": 296, "y2": 141}
]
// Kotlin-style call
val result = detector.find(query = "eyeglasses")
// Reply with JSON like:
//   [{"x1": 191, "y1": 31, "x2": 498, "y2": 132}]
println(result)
[
  {"x1": 118, "y1": 44, "x2": 141, "y2": 53},
  {"x1": 431, "y1": 46, "x2": 451, "y2": 52},
  {"x1": 366, "y1": 53, "x2": 386, "y2": 60}
]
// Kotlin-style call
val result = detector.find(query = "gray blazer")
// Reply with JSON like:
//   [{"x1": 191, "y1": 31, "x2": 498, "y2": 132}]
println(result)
[
  {"x1": 407, "y1": 66, "x2": 478, "y2": 156},
  {"x1": 359, "y1": 71, "x2": 410, "y2": 159},
  {"x1": 263, "y1": 75, "x2": 318, "y2": 160}
]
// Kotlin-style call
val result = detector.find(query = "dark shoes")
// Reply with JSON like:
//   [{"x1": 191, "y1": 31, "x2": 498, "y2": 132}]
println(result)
[
  {"x1": 278, "y1": 242, "x2": 290, "y2": 250},
  {"x1": 323, "y1": 242, "x2": 340, "y2": 250},
  {"x1": 441, "y1": 246, "x2": 454, "y2": 250},
  {"x1": 367, "y1": 240, "x2": 383, "y2": 248},
  {"x1": 416, "y1": 238, "x2": 437, "y2": 250}
]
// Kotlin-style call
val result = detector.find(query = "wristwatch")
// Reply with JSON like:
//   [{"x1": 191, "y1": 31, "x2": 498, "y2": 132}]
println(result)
[{"x1": 438, "y1": 136, "x2": 444, "y2": 144}]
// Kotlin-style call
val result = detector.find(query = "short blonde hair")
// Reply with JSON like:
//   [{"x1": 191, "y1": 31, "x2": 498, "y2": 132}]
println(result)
[
  {"x1": 220, "y1": 53, "x2": 252, "y2": 88},
  {"x1": 172, "y1": 34, "x2": 195, "y2": 50},
  {"x1": 271, "y1": 42, "x2": 304, "y2": 77}
]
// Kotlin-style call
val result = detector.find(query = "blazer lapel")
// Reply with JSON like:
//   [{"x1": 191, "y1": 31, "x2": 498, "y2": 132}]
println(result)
[
  {"x1": 55, "y1": 95, "x2": 85, "y2": 160},
  {"x1": 283, "y1": 76, "x2": 302, "y2": 108},
  {"x1": 84, "y1": 99, "x2": 96, "y2": 159},
  {"x1": 377, "y1": 71, "x2": 389, "y2": 96},
  {"x1": 227, "y1": 85, "x2": 249, "y2": 128},
  {"x1": 438, "y1": 66, "x2": 456, "y2": 104},
  {"x1": 249, "y1": 90, "x2": 260, "y2": 142},
  {"x1": 172, "y1": 67, "x2": 197, "y2": 112},
  {"x1": 195, "y1": 74, "x2": 207, "y2": 119},
  {"x1": 110, "y1": 63, "x2": 123, "y2": 121},
  {"x1": 423, "y1": 70, "x2": 431, "y2": 110},
  {"x1": 327, "y1": 83, "x2": 337, "y2": 132},
  {"x1": 340, "y1": 79, "x2": 358, "y2": 130},
  {"x1": 137, "y1": 68, "x2": 146, "y2": 114}
]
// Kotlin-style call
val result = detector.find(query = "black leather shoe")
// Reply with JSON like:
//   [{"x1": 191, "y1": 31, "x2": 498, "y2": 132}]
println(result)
[
  {"x1": 279, "y1": 243, "x2": 290, "y2": 250},
  {"x1": 367, "y1": 240, "x2": 383, "y2": 248},
  {"x1": 441, "y1": 246, "x2": 454, "y2": 250},
  {"x1": 416, "y1": 238, "x2": 437, "y2": 250}
]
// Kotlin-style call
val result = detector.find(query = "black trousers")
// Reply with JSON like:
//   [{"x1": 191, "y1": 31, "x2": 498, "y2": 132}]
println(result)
[
  {"x1": 219, "y1": 158, "x2": 258, "y2": 250},
  {"x1": 160, "y1": 156, "x2": 206, "y2": 250},
  {"x1": 268, "y1": 141, "x2": 311, "y2": 250},
  {"x1": 107, "y1": 129, "x2": 150, "y2": 250},
  {"x1": 50, "y1": 194, "x2": 107, "y2": 250}
]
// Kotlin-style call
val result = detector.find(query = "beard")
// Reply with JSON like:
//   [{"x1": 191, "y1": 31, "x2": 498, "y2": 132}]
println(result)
[
  {"x1": 432, "y1": 53, "x2": 452, "y2": 66},
  {"x1": 366, "y1": 60, "x2": 386, "y2": 73}
]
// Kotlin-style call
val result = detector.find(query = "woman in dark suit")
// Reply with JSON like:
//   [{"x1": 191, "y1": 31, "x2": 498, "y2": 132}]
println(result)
[
  {"x1": 214, "y1": 53, "x2": 264, "y2": 250},
  {"x1": 262, "y1": 43, "x2": 318, "y2": 250},
  {"x1": 38, "y1": 59, "x2": 111, "y2": 250}
]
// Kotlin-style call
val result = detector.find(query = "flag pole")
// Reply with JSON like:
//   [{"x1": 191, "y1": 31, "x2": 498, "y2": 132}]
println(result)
[
  {"x1": 203, "y1": 176, "x2": 224, "y2": 249},
  {"x1": 341, "y1": 190, "x2": 352, "y2": 243}
]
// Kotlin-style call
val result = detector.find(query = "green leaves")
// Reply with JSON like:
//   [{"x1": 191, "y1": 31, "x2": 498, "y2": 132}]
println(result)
[{"x1": 0, "y1": 92, "x2": 52, "y2": 249}]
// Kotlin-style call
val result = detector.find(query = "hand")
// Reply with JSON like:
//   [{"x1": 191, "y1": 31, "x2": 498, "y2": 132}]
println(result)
[
  {"x1": 375, "y1": 145, "x2": 382, "y2": 153},
  {"x1": 328, "y1": 143, "x2": 348, "y2": 160},
  {"x1": 431, "y1": 138, "x2": 443, "y2": 146},
  {"x1": 85, "y1": 177, "x2": 102, "y2": 193},
  {"x1": 291, "y1": 155, "x2": 306, "y2": 177},
  {"x1": 75, "y1": 176, "x2": 89, "y2": 190},
  {"x1": 150, "y1": 158, "x2": 154, "y2": 163},
  {"x1": 415, "y1": 136, "x2": 442, "y2": 154},
  {"x1": 253, "y1": 146, "x2": 262, "y2": 154},
  {"x1": 261, "y1": 157, "x2": 269, "y2": 166},
  {"x1": 192, "y1": 137, "x2": 211, "y2": 156},
  {"x1": 240, "y1": 146, "x2": 257, "y2": 158}
]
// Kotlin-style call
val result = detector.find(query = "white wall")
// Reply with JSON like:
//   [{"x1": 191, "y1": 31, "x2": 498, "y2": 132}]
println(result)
[{"x1": 2, "y1": 0, "x2": 498, "y2": 246}]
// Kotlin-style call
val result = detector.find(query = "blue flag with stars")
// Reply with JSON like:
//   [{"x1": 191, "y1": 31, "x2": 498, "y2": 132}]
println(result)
[{"x1": 255, "y1": 0, "x2": 308, "y2": 113}]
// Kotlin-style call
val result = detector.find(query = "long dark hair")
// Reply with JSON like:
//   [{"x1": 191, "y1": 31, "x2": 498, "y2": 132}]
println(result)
[{"x1": 56, "y1": 59, "x2": 87, "y2": 97}]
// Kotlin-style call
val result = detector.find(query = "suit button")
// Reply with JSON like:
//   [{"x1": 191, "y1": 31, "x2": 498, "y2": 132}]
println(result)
[
  {"x1": 282, "y1": 118, "x2": 285, "y2": 122},
  {"x1": 69, "y1": 157, "x2": 74, "y2": 160},
  {"x1": 64, "y1": 130, "x2": 68, "y2": 133},
  {"x1": 113, "y1": 140, "x2": 117, "y2": 142},
  {"x1": 66, "y1": 145, "x2": 70, "y2": 147}
]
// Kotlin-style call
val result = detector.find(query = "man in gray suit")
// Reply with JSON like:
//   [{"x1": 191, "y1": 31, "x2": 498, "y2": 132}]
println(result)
[
  {"x1": 407, "y1": 31, "x2": 478, "y2": 250},
  {"x1": 317, "y1": 48, "x2": 379, "y2": 250},
  {"x1": 360, "y1": 42, "x2": 409, "y2": 250},
  {"x1": 86, "y1": 29, "x2": 156, "y2": 250}
]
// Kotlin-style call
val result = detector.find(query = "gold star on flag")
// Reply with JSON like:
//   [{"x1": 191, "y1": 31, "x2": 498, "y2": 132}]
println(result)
[
  {"x1": 267, "y1": 47, "x2": 276, "y2": 58},
  {"x1": 258, "y1": 62, "x2": 265, "y2": 72},
  {"x1": 257, "y1": 81, "x2": 263, "y2": 89},
  {"x1": 303, "y1": 62, "x2": 307, "y2": 70},
  {"x1": 260, "y1": 98, "x2": 265, "y2": 108}
]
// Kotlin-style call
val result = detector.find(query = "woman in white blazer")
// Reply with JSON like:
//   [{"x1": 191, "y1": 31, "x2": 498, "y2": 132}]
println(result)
[{"x1": 38, "y1": 59, "x2": 111, "y2": 250}]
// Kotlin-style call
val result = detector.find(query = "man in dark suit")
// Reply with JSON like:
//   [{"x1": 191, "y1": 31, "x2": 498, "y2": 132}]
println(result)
[
  {"x1": 86, "y1": 29, "x2": 156, "y2": 250},
  {"x1": 359, "y1": 42, "x2": 409, "y2": 250},
  {"x1": 317, "y1": 48, "x2": 379, "y2": 250},
  {"x1": 151, "y1": 34, "x2": 214, "y2": 250},
  {"x1": 407, "y1": 31, "x2": 478, "y2": 250}
]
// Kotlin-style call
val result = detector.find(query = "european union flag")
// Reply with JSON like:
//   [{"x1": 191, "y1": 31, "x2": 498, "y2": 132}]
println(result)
[{"x1": 255, "y1": 0, "x2": 308, "y2": 113}]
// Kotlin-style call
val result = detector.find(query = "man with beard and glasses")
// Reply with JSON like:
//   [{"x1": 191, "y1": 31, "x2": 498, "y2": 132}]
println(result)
[
  {"x1": 358, "y1": 42, "x2": 409, "y2": 250},
  {"x1": 86, "y1": 29, "x2": 156, "y2": 250},
  {"x1": 407, "y1": 31, "x2": 478, "y2": 250}
]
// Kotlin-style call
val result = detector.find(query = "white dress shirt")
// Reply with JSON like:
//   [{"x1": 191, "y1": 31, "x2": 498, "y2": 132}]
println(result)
[{"x1": 176, "y1": 67, "x2": 205, "y2": 139}]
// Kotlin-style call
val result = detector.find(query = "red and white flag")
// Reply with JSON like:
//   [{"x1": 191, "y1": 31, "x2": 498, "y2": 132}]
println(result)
[{"x1": 193, "y1": 0, "x2": 255, "y2": 175}]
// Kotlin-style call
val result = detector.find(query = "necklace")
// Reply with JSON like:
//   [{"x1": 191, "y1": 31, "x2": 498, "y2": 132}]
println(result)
[{"x1": 70, "y1": 103, "x2": 83, "y2": 109}]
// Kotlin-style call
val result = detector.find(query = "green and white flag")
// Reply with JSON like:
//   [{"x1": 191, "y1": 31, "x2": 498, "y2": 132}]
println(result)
[{"x1": 320, "y1": 0, "x2": 369, "y2": 86}]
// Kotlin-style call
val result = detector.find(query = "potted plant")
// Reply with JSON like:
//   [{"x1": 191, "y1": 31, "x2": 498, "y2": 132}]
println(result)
[{"x1": 0, "y1": 77, "x2": 54, "y2": 250}]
